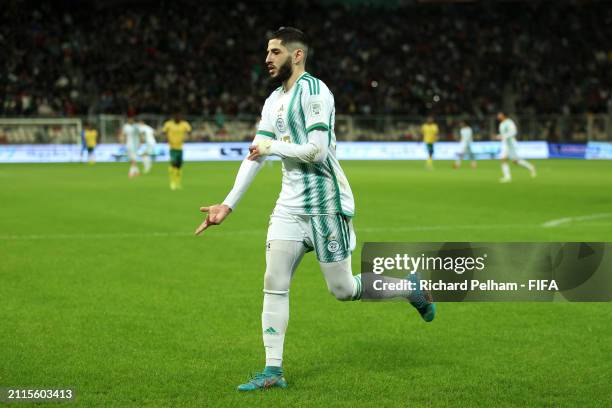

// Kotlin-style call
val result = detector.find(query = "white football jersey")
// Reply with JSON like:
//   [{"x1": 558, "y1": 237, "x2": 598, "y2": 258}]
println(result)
[
  {"x1": 137, "y1": 124, "x2": 156, "y2": 146},
  {"x1": 499, "y1": 118, "x2": 518, "y2": 144},
  {"x1": 123, "y1": 123, "x2": 140, "y2": 150},
  {"x1": 256, "y1": 72, "x2": 354, "y2": 216},
  {"x1": 460, "y1": 126, "x2": 473, "y2": 144}
]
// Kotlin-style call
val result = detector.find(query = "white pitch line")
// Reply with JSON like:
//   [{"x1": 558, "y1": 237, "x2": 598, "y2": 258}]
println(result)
[
  {"x1": 0, "y1": 223, "x2": 535, "y2": 241},
  {"x1": 2, "y1": 219, "x2": 611, "y2": 241},
  {"x1": 541, "y1": 213, "x2": 612, "y2": 228},
  {"x1": 0, "y1": 230, "x2": 267, "y2": 241}
]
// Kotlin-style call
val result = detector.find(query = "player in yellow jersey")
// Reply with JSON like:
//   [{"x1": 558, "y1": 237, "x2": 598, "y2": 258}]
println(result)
[
  {"x1": 162, "y1": 113, "x2": 192, "y2": 190},
  {"x1": 82, "y1": 123, "x2": 98, "y2": 165},
  {"x1": 421, "y1": 116, "x2": 439, "y2": 169}
]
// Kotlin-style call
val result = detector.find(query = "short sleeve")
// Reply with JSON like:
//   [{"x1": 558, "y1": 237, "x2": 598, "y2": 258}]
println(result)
[
  {"x1": 162, "y1": 122, "x2": 169, "y2": 133},
  {"x1": 256, "y1": 97, "x2": 275, "y2": 139},
  {"x1": 302, "y1": 84, "x2": 332, "y2": 134}
]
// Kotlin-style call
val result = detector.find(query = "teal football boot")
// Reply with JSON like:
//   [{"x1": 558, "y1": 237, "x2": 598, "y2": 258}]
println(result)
[
  {"x1": 237, "y1": 367, "x2": 288, "y2": 391},
  {"x1": 408, "y1": 273, "x2": 436, "y2": 322}
]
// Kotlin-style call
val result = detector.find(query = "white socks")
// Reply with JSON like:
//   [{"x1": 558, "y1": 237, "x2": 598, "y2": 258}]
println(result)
[
  {"x1": 517, "y1": 159, "x2": 534, "y2": 172},
  {"x1": 262, "y1": 292, "x2": 289, "y2": 367},
  {"x1": 142, "y1": 156, "x2": 152, "y2": 173},
  {"x1": 501, "y1": 162, "x2": 511, "y2": 179},
  {"x1": 128, "y1": 164, "x2": 140, "y2": 178}
]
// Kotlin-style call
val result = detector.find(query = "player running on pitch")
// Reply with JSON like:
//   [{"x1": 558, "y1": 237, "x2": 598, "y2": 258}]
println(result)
[
  {"x1": 454, "y1": 120, "x2": 477, "y2": 169},
  {"x1": 194, "y1": 27, "x2": 435, "y2": 392},
  {"x1": 121, "y1": 116, "x2": 141, "y2": 178},
  {"x1": 137, "y1": 119, "x2": 157, "y2": 174},
  {"x1": 496, "y1": 112, "x2": 536, "y2": 183}
]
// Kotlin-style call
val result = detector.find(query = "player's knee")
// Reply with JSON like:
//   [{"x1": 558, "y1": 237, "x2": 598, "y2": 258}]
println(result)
[
  {"x1": 263, "y1": 269, "x2": 290, "y2": 293},
  {"x1": 327, "y1": 283, "x2": 353, "y2": 301}
]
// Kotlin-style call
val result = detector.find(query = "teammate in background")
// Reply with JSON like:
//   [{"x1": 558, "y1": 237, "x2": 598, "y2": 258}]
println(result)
[
  {"x1": 496, "y1": 112, "x2": 536, "y2": 183},
  {"x1": 137, "y1": 119, "x2": 157, "y2": 174},
  {"x1": 82, "y1": 122, "x2": 98, "y2": 165},
  {"x1": 421, "y1": 116, "x2": 439, "y2": 169},
  {"x1": 162, "y1": 113, "x2": 192, "y2": 190},
  {"x1": 454, "y1": 120, "x2": 476, "y2": 169},
  {"x1": 194, "y1": 27, "x2": 435, "y2": 392},
  {"x1": 122, "y1": 116, "x2": 141, "y2": 178}
]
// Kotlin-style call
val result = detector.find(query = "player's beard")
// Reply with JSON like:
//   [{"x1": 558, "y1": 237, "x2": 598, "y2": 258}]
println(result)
[{"x1": 272, "y1": 57, "x2": 293, "y2": 85}]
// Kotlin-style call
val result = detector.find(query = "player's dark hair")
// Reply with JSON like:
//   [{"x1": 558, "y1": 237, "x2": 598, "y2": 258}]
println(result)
[{"x1": 269, "y1": 27, "x2": 309, "y2": 48}]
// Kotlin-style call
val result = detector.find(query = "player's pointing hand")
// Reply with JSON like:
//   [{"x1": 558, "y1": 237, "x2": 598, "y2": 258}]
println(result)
[{"x1": 195, "y1": 204, "x2": 232, "y2": 235}]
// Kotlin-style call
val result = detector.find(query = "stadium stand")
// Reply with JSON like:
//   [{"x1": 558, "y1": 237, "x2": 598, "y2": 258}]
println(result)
[{"x1": 1, "y1": 0, "x2": 611, "y2": 117}]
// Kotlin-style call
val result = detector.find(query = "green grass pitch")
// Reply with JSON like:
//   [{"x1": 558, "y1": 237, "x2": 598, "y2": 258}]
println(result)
[{"x1": 1, "y1": 159, "x2": 611, "y2": 407}]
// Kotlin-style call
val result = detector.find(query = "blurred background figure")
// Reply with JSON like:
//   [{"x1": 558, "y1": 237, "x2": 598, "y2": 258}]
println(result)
[
  {"x1": 454, "y1": 120, "x2": 476, "y2": 169},
  {"x1": 122, "y1": 116, "x2": 141, "y2": 178},
  {"x1": 162, "y1": 113, "x2": 191, "y2": 190},
  {"x1": 421, "y1": 116, "x2": 439, "y2": 169},
  {"x1": 137, "y1": 118, "x2": 157, "y2": 174}
]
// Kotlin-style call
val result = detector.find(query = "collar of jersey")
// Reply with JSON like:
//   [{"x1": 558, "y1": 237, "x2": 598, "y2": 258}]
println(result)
[{"x1": 282, "y1": 72, "x2": 309, "y2": 94}]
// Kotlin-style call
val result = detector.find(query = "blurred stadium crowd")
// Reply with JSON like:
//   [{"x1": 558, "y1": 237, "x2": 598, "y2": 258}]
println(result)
[{"x1": 1, "y1": 0, "x2": 611, "y2": 117}]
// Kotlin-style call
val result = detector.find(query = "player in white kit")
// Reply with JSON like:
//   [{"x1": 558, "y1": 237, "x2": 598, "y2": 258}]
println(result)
[
  {"x1": 137, "y1": 119, "x2": 157, "y2": 174},
  {"x1": 121, "y1": 116, "x2": 140, "y2": 178},
  {"x1": 194, "y1": 27, "x2": 435, "y2": 392},
  {"x1": 496, "y1": 112, "x2": 536, "y2": 183},
  {"x1": 454, "y1": 120, "x2": 477, "y2": 169}
]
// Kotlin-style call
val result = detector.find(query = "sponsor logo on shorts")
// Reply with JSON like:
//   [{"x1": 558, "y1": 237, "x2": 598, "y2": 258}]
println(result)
[{"x1": 327, "y1": 240, "x2": 340, "y2": 253}]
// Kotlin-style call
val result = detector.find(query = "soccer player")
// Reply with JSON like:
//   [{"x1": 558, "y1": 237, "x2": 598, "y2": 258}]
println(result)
[
  {"x1": 162, "y1": 113, "x2": 191, "y2": 190},
  {"x1": 82, "y1": 122, "x2": 98, "y2": 165},
  {"x1": 421, "y1": 116, "x2": 439, "y2": 169},
  {"x1": 194, "y1": 27, "x2": 435, "y2": 392},
  {"x1": 121, "y1": 116, "x2": 140, "y2": 178},
  {"x1": 496, "y1": 112, "x2": 536, "y2": 183},
  {"x1": 137, "y1": 119, "x2": 157, "y2": 174},
  {"x1": 454, "y1": 120, "x2": 477, "y2": 169}
]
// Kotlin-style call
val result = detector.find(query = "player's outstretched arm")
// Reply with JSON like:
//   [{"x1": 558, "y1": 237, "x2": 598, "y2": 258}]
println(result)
[
  {"x1": 195, "y1": 138, "x2": 267, "y2": 235},
  {"x1": 194, "y1": 204, "x2": 232, "y2": 235}
]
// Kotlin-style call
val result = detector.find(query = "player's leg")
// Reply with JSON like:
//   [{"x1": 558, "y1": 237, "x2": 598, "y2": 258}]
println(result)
[
  {"x1": 514, "y1": 157, "x2": 536, "y2": 177},
  {"x1": 145, "y1": 142, "x2": 156, "y2": 173},
  {"x1": 128, "y1": 153, "x2": 140, "y2": 178},
  {"x1": 499, "y1": 142, "x2": 511, "y2": 182},
  {"x1": 127, "y1": 137, "x2": 140, "y2": 178},
  {"x1": 87, "y1": 147, "x2": 95, "y2": 165},
  {"x1": 467, "y1": 144, "x2": 477, "y2": 168},
  {"x1": 426, "y1": 143, "x2": 434, "y2": 169},
  {"x1": 142, "y1": 143, "x2": 153, "y2": 173},
  {"x1": 174, "y1": 149, "x2": 183, "y2": 188},
  {"x1": 312, "y1": 214, "x2": 435, "y2": 320},
  {"x1": 168, "y1": 149, "x2": 180, "y2": 189},
  {"x1": 238, "y1": 209, "x2": 306, "y2": 391},
  {"x1": 454, "y1": 147, "x2": 464, "y2": 168}
]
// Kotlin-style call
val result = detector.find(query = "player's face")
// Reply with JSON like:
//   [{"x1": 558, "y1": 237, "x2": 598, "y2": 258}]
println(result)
[
  {"x1": 266, "y1": 39, "x2": 292, "y2": 82},
  {"x1": 497, "y1": 113, "x2": 505, "y2": 122}
]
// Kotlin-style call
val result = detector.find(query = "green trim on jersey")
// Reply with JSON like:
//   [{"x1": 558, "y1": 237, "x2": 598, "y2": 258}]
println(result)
[
  {"x1": 304, "y1": 73, "x2": 320, "y2": 95},
  {"x1": 326, "y1": 157, "x2": 344, "y2": 214},
  {"x1": 287, "y1": 82, "x2": 314, "y2": 214},
  {"x1": 306, "y1": 122, "x2": 329, "y2": 133},
  {"x1": 256, "y1": 130, "x2": 275, "y2": 138},
  {"x1": 301, "y1": 77, "x2": 313, "y2": 94}
]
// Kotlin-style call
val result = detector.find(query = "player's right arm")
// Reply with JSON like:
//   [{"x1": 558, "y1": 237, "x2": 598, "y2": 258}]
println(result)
[{"x1": 195, "y1": 99, "x2": 273, "y2": 235}]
